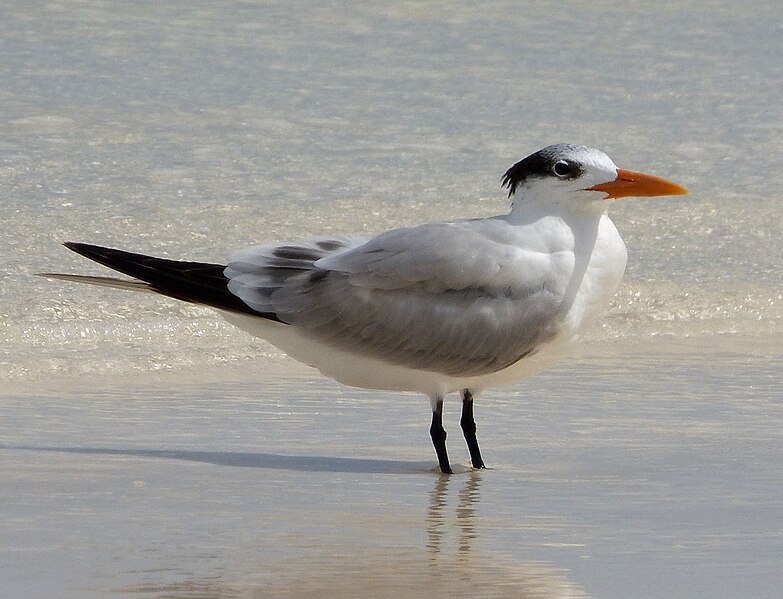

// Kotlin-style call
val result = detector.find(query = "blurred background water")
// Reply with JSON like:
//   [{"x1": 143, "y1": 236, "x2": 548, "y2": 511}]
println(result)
[
  {"x1": 1, "y1": 0, "x2": 780, "y2": 386},
  {"x1": 1, "y1": 2, "x2": 781, "y2": 598}
]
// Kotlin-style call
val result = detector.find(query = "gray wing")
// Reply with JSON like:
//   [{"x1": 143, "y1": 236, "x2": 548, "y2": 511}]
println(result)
[{"x1": 226, "y1": 223, "x2": 571, "y2": 377}]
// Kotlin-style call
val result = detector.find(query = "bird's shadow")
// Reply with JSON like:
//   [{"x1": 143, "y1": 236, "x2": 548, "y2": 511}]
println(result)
[{"x1": 3, "y1": 444, "x2": 436, "y2": 474}]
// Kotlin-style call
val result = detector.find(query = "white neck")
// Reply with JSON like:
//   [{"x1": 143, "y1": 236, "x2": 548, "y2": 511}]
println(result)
[{"x1": 505, "y1": 194, "x2": 609, "y2": 227}]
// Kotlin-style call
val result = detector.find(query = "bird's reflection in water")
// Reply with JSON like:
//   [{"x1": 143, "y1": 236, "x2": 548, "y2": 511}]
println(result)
[
  {"x1": 427, "y1": 469, "x2": 481, "y2": 561},
  {"x1": 119, "y1": 472, "x2": 588, "y2": 598},
  {"x1": 422, "y1": 470, "x2": 589, "y2": 598},
  {"x1": 426, "y1": 469, "x2": 484, "y2": 590},
  {"x1": 456, "y1": 470, "x2": 481, "y2": 555}
]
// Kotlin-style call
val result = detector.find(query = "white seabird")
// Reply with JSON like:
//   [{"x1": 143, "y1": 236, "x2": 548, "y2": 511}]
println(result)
[{"x1": 42, "y1": 144, "x2": 688, "y2": 473}]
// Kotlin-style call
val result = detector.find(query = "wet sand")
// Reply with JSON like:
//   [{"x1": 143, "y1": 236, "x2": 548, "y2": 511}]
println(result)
[{"x1": 2, "y1": 337, "x2": 781, "y2": 598}]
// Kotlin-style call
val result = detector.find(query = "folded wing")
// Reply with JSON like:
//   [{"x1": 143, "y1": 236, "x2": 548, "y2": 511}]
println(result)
[{"x1": 227, "y1": 222, "x2": 573, "y2": 377}]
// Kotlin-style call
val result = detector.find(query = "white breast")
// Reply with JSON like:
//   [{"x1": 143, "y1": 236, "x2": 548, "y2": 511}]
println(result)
[
  {"x1": 454, "y1": 212, "x2": 627, "y2": 393},
  {"x1": 220, "y1": 212, "x2": 627, "y2": 397}
]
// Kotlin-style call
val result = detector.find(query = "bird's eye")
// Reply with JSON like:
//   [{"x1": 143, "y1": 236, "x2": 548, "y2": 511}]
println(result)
[{"x1": 553, "y1": 161, "x2": 572, "y2": 177}]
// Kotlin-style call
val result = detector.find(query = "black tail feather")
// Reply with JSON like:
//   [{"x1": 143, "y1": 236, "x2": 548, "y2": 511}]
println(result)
[{"x1": 62, "y1": 242, "x2": 280, "y2": 321}]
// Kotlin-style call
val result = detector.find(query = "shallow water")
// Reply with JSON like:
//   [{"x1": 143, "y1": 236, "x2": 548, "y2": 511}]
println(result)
[
  {"x1": 2, "y1": 339, "x2": 781, "y2": 598},
  {"x1": 1, "y1": 1, "x2": 781, "y2": 597},
  {"x1": 2, "y1": 0, "x2": 781, "y2": 383}
]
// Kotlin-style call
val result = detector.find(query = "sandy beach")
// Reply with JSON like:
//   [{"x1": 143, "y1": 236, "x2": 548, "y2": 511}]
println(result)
[{"x1": 3, "y1": 336, "x2": 781, "y2": 598}]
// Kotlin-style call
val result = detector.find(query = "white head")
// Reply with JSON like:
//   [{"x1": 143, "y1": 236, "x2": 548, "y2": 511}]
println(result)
[{"x1": 503, "y1": 143, "x2": 687, "y2": 215}]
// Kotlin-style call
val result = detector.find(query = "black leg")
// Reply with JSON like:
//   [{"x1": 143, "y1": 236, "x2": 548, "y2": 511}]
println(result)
[
  {"x1": 460, "y1": 389, "x2": 485, "y2": 469},
  {"x1": 430, "y1": 397, "x2": 452, "y2": 474}
]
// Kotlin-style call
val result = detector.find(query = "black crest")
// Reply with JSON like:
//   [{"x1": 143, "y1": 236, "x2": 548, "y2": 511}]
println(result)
[
  {"x1": 501, "y1": 152, "x2": 552, "y2": 198},
  {"x1": 501, "y1": 144, "x2": 588, "y2": 198}
]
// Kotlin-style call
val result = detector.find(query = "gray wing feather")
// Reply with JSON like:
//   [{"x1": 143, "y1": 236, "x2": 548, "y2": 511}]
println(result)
[{"x1": 226, "y1": 224, "x2": 570, "y2": 377}]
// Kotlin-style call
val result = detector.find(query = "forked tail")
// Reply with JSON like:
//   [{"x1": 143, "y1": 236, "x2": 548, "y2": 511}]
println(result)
[{"x1": 39, "y1": 242, "x2": 278, "y2": 320}]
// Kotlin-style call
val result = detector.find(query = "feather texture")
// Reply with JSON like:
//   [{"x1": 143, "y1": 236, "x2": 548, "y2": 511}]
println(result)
[{"x1": 225, "y1": 221, "x2": 572, "y2": 377}]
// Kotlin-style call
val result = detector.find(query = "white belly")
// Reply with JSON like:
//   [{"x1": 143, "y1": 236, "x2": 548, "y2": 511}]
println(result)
[{"x1": 221, "y1": 214, "x2": 627, "y2": 398}]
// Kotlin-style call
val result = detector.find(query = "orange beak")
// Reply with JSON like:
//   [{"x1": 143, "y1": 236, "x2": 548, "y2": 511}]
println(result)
[{"x1": 586, "y1": 169, "x2": 688, "y2": 199}]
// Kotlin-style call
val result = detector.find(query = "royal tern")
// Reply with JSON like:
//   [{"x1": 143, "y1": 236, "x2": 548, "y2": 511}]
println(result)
[{"x1": 42, "y1": 144, "x2": 687, "y2": 473}]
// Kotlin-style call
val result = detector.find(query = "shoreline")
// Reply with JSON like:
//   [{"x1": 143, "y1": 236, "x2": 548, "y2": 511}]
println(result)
[
  {"x1": 4, "y1": 332, "x2": 779, "y2": 397},
  {"x1": 2, "y1": 328, "x2": 780, "y2": 599}
]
